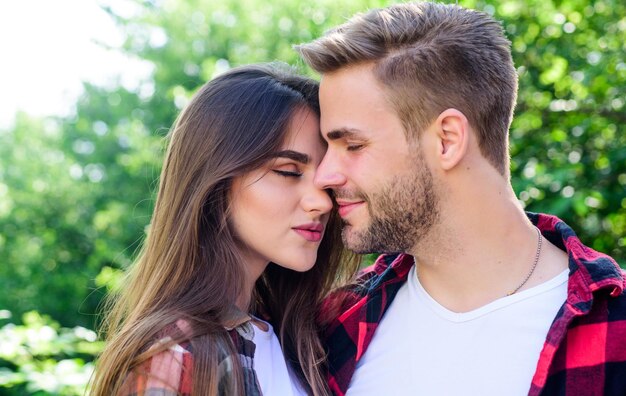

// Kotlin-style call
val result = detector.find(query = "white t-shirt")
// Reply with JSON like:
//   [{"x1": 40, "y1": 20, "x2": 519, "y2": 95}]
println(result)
[
  {"x1": 346, "y1": 265, "x2": 569, "y2": 396},
  {"x1": 251, "y1": 318, "x2": 307, "y2": 396}
]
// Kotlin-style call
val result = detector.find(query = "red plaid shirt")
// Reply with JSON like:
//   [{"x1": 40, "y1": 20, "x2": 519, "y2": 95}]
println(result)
[{"x1": 319, "y1": 212, "x2": 626, "y2": 396}]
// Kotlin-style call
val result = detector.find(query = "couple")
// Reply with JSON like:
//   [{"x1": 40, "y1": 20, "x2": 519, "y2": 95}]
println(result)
[{"x1": 91, "y1": 3, "x2": 626, "y2": 396}]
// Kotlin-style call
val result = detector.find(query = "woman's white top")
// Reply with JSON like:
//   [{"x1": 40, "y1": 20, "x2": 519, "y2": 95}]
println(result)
[{"x1": 251, "y1": 318, "x2": 307, "y2": 396}]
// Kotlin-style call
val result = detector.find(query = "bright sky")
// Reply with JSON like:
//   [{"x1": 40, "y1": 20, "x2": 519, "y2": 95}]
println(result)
[{"x1": 0, "y1": 0, "x2": 152, "y2": 128}]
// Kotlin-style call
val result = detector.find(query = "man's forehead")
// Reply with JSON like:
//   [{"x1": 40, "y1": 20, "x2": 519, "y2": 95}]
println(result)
[{"x1": 320, "y1": 62, "x2": 377, "y2": 88}]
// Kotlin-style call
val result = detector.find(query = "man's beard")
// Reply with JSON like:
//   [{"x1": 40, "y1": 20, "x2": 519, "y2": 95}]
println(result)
[{"x1": 338, "y1": 154, "x2": 439, "y2": 254}]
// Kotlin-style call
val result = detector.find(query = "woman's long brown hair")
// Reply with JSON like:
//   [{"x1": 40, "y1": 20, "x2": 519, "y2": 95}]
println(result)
[{"x1": 89, "y1": 63, "x2": 359, "y2": 396}]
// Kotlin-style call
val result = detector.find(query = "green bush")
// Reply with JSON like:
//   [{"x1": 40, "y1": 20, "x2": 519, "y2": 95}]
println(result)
[{"x1": 0, "y1": 311, "x2": 102, "y2": 396}]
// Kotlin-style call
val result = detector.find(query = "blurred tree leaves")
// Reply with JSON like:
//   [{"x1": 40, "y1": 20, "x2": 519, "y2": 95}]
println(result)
[
  {"x1": 0, "y1": 310, "x2": 101, "y2": 395},
  {"x1": 0, "y1": 0, "x2": 624, "y2": 336},
  {"x1": 493, "y1": 0, "x2": 626, "y2": 258}
]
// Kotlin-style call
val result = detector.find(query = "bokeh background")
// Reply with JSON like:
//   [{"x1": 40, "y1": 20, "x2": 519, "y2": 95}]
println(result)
[{"x1": 1, "y1": 0, "x2": 624, "y2": 394}]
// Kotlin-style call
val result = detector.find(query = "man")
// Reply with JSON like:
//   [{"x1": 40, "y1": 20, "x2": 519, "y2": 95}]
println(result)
[{"x1": 296, "y1": 2, "x2": 626, "y2": 396}]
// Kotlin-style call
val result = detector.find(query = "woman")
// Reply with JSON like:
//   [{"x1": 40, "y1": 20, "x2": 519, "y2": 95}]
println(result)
[{"x1": 90, "y1": 64, "x2": 358, "y2": 396}]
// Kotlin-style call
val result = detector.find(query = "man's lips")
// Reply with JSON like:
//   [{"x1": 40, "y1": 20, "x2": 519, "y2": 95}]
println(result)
[
  {"x1": 336, "y1": 200, "x2": 365, "y2": 218},
  {"x1": 292, "y1": 223, "x2": 324, "y2": 242}
]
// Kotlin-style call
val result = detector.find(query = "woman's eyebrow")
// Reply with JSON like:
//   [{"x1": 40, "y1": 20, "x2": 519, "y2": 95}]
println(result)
[{"x1": 270, "y1": 150, "x2": 310, "y2": 164}]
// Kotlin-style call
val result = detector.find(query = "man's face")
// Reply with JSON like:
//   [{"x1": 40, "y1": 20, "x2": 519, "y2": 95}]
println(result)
[{"x1": 315, "y1": 63, "x2": 439, "y2": 254}]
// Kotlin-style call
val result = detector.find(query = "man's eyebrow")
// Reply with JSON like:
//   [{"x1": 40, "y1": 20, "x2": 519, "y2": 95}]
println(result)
[
  {"x1": 270, "y1": 150, "x2": 310, "y2": 164},
  {"x1": 326, "y1": 128, "x2": 362, "y2": 141}
]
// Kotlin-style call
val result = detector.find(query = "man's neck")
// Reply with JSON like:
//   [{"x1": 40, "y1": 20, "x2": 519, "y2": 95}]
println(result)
[{"x1": 409, "y1": 186, "x2": 568, "y2": 313}]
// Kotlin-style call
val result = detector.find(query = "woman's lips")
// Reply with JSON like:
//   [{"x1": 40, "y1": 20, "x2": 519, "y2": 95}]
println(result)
[
  {"x1": 293, "y1": 228, "x2": 323, "y2": 242},
  {"x1": 292, "y1": 222, "x2": 324, "y2": 242}
]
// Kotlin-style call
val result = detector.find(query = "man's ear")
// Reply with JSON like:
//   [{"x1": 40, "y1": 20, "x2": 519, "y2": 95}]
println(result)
[{"x1": 434, "y1": 108, "x2": 470, "y2": 171}]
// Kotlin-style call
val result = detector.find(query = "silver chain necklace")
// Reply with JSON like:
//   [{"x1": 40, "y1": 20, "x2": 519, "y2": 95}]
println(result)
[{"x1": 507, "y1": 227, "x2": 543, "y2": 296}]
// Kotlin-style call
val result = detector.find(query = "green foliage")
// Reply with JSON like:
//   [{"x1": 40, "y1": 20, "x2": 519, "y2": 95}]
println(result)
[
  {"x1": 0, "y1": 104, "x2": 162, "y2": 329},
  {"x1": 0, "y1": 0, "x2": 624, "y2": 393},
  {"x1": 494, "y1": 0, "x2": 626, "y2": 259},
  {"x1": 0, "y1": 311, "x2": 102, "y2": 396}
]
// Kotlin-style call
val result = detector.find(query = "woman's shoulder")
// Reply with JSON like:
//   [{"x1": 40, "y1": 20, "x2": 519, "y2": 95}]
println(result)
[
  {"x1": 119, "y1": 320, "x2": 195, "y2": 395},
  {"x1": 118, "y1": 319, "x2": 252, "y2": 396}
]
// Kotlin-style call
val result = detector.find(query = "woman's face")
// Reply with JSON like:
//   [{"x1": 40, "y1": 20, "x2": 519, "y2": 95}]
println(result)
[{"x1": 230, "y1": 107, "x2": 332, "y2": 278}]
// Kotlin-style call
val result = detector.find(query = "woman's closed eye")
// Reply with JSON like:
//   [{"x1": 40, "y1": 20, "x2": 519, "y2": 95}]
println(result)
[{"x1": 272, "y1": 165, "x2": 303, "y2": 177}]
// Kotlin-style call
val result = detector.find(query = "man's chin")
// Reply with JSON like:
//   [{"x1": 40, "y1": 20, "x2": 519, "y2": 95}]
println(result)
[{"x1": 341, "y1": 225, "x2": 373, "y2": 254}]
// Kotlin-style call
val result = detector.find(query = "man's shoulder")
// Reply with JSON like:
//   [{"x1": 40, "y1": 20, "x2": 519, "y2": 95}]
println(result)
[
  {"x1": 559, "y1": 268, "x2": 626, "y2": 358},
  {"x1": 604, "y1": 270, "x2": 626, "y2": 322},
  {"x1": 539, "y1": 272, "x2": 626, "y2": 395},
  {"x1": 576, "y1": 272, "x2": 626, "y2": 327}
]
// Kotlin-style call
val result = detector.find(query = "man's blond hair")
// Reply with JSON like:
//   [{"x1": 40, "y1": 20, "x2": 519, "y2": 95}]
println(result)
[{"x1": 295, "y1": 2, "x2": 517, "y2": 175}]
